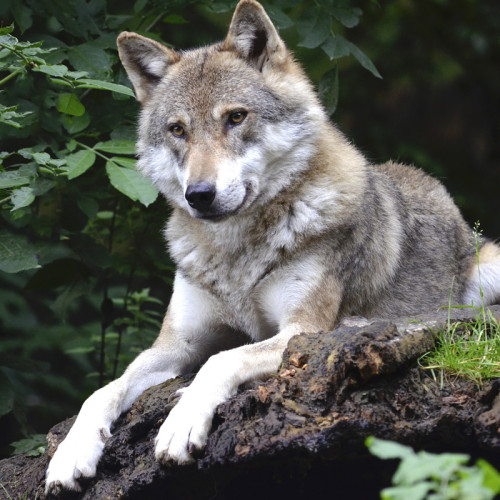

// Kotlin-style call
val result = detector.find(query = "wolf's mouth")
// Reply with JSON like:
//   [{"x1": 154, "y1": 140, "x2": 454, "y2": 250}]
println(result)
[
  {"x1": 198, "y1": 213, "x2": 226, "y2": 222},
  {"x1": 195, "y1": 181, "x2": 254, "y2": 222}
]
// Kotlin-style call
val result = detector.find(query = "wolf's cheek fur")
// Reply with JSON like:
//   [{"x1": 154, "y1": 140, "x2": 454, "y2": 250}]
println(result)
[
  {"x1": 213, "y1": 117, "x2": 318, "y2": 215},
  {"x1": 136, "y1": 146, "x2": 185, "y2": 208}
]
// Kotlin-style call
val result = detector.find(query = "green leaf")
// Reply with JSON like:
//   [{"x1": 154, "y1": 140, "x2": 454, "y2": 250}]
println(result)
[
  {"x1": 380, "y1": 483, "x2": 434, "y2": 500},
  {"x1": 32, "y1": 152, "x2": 51, "y2": 165},
  {"x1": 163, "y1": 14, "x2": 189, "y2": 24},
  {"x1": 330, "y1": 7, "x2": 363, "y2": 28},
  {"x1": 477, "y1": 459, "x2": 500, "y2": 494},
  {"x1": 33, "y1": 64, "x2": 69, "y2": 78},
  {"x1": 0, "y1": 170, "x2": 33, "y2": 189},
  {"x1": 67, "y1": 43, "x2": 113, "y2": 79},
  {"x1": 77, "y1": 196, "x2": 99, "y2": 218},
  {"x1": 134, "y1": 0, "x2": 148, "y2": 13},
  {"x1": 11, "y1": 186, "x2": 35, "y2": 210},
  {"x1": 0, "y1": 34, "x2": 17, "y2": 49},
  {"x1": 265, "y1": 6, "x2": 294, "y2": 30},
  {"x1": 95, "y1": 140, "x2": 136, "y2": 155},
  {"x1": 393, "y1": 452, "x2": 469, "y2": 486},
  {"x1": 366, "y1": 437, "x2": 414, "y2": 460},
  {"x1": 64, "y1": 149, "x2": 96, "y2": 179},
  {"x1": 66, "y1": 70, "x2": 89, "y2": 79},
  {"x1": 0, "y1": 230, "x2": 40, "y2": 273},
  {"x1": 296, "y1": 7, "x2": 317, "y2": 38},
  {"x1": 58, "y1": 93, "x2": 86, "y2": 116},
  {"x1": 32, "y1": 178, "x2": 55, "y2": 196},
  {"x1": 0, "y1": 25, "x2": 14, "y2": 36},
  {"x1": 110, "y1": 156, "x2": 136, "y2": 168},
  {"x1": 105, "y1": 14, "x2": 133, "y2": 30},
  {"x1": 0, "y1": 103, "x2": 33, "y2": 129},
  {"x1": 75, "y1": 78, "x2": 135, "y2": 98},
  {"x1": 61, "y1": 113, "x2": 90, "y2": 134},
  {"x1": 105, "y1": 161, "x2": 158, "y2": 207},
  {"x1": 298, "y1": 11, "x2": 331, "y2": 49},
  {"x1": 321, "y1": 35, "x2": 351, "y2": 60},
  {"x1": 48, "y1": 78, "x2": 73, "y2": 88},
  {"x1": 10, "y1": 434, "x2": 47, "y2": 457},
  {"x1": 321, "y1": 35, "x2": 382, "y2": 79},
  {"x1": 346, "y1": 38, "x2": 382, "y2": 79},
  {"x1": 318, "y1": 65, "x2": 339, "y2": 115},
  {"x1": 11, "y1": 3, "x2": 33, "y2": 34}
]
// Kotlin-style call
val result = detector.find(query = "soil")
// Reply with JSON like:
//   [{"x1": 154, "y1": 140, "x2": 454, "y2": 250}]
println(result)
[{"x1": 1, "y1": 306, "x2": 499, "y2": 500}]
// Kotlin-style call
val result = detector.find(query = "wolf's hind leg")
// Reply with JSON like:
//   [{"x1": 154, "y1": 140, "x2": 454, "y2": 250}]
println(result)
[{"x1": 463, "y1": 241, "x2": 500, "y2": 307}]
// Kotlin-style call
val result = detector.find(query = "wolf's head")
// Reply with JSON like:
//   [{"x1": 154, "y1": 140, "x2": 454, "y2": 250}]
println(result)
[{"x1": 117, "y1": 0, "x2": 325, "y2": 221}]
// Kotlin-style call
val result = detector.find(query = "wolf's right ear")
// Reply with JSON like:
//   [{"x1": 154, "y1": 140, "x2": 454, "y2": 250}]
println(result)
[
  {"x1": 117, "y1": 32, "x2": 180, "y2": 103},
  {"x1": 222, "y1": 0, "x2": 287, "y2": 71}
]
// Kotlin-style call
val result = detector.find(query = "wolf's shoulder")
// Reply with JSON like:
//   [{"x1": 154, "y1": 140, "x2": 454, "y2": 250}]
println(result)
[
  {"x1": 370, "y1": 160, "x2": 467, "y2": 230},
  {"x1": 373, "y1": 160, "x2": 453, "y2": 201}
]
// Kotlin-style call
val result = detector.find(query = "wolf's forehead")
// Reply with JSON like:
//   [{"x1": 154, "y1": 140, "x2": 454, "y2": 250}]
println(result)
[{"x1": 152, "y1": 47, "x2": 282, "y2": 117}]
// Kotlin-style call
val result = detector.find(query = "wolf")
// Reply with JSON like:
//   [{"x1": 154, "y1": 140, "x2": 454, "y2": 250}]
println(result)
[{"x1": 45, "y1": 0, "x2": 500, "y2": 494}]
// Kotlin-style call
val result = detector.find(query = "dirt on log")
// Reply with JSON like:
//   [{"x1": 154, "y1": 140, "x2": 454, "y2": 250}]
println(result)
[{"x1": 1, "y1": 306, "x2": 500, "y2": 499}]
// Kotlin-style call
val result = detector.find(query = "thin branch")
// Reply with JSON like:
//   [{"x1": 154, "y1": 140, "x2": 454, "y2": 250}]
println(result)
[{"x1": 0, "y1": 67, "x2": 23, "y2": 87}]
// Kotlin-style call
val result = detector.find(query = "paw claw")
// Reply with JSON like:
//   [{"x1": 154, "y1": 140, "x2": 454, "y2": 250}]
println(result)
[
  {"x1": 46, "y1": 480, "x2": 62, "y2": 497},
  {"x1": 188, "y1": 442, "x2": 204, "y2": 459}
]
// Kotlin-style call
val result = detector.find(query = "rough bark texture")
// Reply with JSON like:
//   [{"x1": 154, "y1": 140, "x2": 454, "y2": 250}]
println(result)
[{"x1": 1, "y1": 306, "x2": 500, "y2": 499}]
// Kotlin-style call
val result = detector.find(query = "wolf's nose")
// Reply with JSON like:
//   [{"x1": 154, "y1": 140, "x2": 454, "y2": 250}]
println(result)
[{"x1": 185, "y1": 182, "x2": 216, "y2": 212}]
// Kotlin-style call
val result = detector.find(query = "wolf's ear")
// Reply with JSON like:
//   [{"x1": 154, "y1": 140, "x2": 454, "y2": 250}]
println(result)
[
  {"x1": 222, "y1": 0, "x2": 287, "y2": 70},
  {"x1": 117, "y1": 32, "x2": 180, "y2": 103}
]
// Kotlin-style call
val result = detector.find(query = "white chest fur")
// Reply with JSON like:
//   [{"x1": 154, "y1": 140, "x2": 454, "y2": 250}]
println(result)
[{"x1": 166, "y1": 209, "x2": 326, "y2": 341}]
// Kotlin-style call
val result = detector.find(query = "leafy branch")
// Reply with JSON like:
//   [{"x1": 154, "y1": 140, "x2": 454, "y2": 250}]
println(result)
[{"x1": 367, "y1": 437, "x2": 500, "y2": 500}]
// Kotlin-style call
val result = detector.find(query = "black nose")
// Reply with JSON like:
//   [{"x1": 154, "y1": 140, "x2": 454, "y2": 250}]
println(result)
[{"x1": 185, "y1": 182, "x2": 216, "y2": 212}]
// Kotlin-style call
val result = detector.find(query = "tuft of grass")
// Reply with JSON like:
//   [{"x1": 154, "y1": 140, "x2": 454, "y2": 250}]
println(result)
[
  {"x1": 419, "y1": 313, "x2": 500, "y2": 386},
  {"x1": 419, "y1": 223, "x2": 500, "y2": 386}
]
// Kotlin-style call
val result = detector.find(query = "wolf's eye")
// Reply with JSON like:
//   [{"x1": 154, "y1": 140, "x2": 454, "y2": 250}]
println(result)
[
  {"x1": 228, "y1": 111, "x2": 247, "y2": 126},
  {"x1": 170, "y1": 124, "x2": 185, "y2": 138}
]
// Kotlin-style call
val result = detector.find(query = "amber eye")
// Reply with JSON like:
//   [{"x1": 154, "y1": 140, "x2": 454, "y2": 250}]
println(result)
[
  {"x1": 170, "y1": 124, "x2": 185, "y2": 137},
  {"x1": 228, "y1": 111, "x2": 247, "y2": 126}
]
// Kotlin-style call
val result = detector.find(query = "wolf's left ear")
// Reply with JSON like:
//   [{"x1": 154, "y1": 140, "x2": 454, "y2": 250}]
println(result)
[
  {"x1": 222, "y1": 0, "x2": 287, "y2": 70},
  {"x1": 117, "y1": 32, "x2": 180, "y2": 103}
]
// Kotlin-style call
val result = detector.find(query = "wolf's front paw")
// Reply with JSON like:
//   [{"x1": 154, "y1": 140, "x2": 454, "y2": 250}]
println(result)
[
  {"x1": 154, "y1": 388, "x2": 214, "y2": 464},
  {"x1": 45, "y1": 426, "x2": 109, "y2": 495}
]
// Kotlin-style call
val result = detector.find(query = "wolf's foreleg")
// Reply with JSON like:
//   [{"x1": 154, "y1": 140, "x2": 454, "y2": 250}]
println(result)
[
  {"x1": 154, "y1": 324, "x2": 302, "y2": 463},
  {"x1": 44, "y1": 347, "x2": 183, "y2": 494},
  {"x1": 45, "y1": 273, "x2": 227, "y2": 495},
  {"x1": 155, "y1": 267, "x2": 342, "y2": 464}
]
